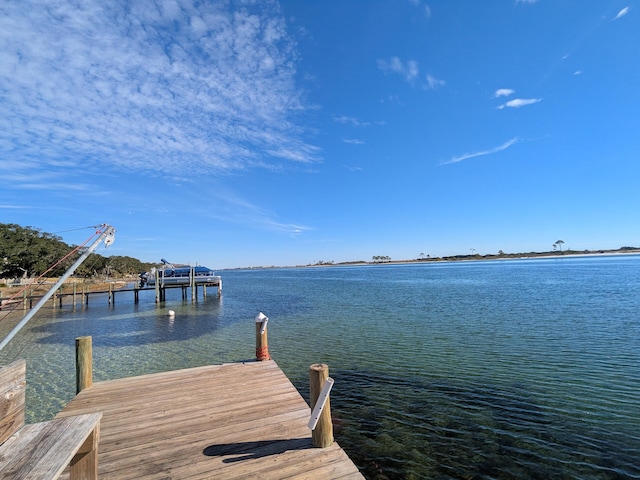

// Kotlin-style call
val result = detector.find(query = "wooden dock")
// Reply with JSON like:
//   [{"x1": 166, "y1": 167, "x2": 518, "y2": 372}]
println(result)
[
  {"x1": 56, "y1": 360, "x2": 364, "y2": 479},
  {"x1": 1, "y1": 279, "x2": 222, "y2": 311}
]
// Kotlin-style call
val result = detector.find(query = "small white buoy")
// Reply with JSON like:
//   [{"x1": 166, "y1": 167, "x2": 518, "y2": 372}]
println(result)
[{"x1": 168, "y1": 310, "x2": 175, "y2": 318}]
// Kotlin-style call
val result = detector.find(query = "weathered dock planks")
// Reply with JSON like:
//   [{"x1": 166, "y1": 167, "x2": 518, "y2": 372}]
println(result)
[{"x1": 56, "y1": 360, "x2": 364, "y2": 479}]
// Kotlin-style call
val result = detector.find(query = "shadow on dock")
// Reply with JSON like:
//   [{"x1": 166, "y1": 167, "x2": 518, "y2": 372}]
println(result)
[{"x1": 204, "y1": 437, "x2": 313, "y2": 463}]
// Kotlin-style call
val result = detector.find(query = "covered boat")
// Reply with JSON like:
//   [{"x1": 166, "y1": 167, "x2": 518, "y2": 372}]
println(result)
[{"x1": 139, "y1": 259, "x2": 220, "y2": 287}]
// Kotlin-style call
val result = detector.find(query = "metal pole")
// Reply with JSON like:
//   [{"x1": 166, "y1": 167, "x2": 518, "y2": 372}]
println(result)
[{"x1": 0, "y1": 225, "x2": 115, "y2": 351}]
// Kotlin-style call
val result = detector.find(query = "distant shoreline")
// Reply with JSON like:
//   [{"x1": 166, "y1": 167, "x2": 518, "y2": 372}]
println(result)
[{"x1": 224, "y1": 248, "x2": 640, "y2": 271}]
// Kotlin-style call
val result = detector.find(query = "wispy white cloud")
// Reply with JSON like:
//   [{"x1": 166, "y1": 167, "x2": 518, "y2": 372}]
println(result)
[
  {"x1": 425, "y1": 74, "x2": 445, "y2": 90},
  {"x1": 494, "y1": 88, "x2": 515, "y2": 98},
  {"x1": 378, "y1": 58, "x2": 444, "y2": 91},
  {"x1": 515, "y1": 0, "x2": 538, "y2": 4},
  {"x1": 574, "y1": 70, "x2": 582, "y2": 75},
  {"x1": 378, "y1": 57, "x2": 420, "y2": 83},
  {"x1": 0, "y1": 0, "x2": 318, "y2": 187},
  {"x1": 343, "y1": 165, "x2": 363, "y2": 172},
  {"x1": 497, "y1": 98, "x2": 543, "y2": 109},
  {"x1": 333, "y1": 116, "x2": 371, "y2": 127},
  {"x1": 343, "y1": 139, "x2": 364, "y2": 145},
  {"x1": 200, "y1": 187, "x2": 312, "y2": 236},
  {"x1": 441, "y1": 138, "x2": 519, "y2": 165},
  {"x1": 613, "y1": 6, "x2": 630, "y2": 20},
  {"x1": 408, "y1": 0, "x2": 431, "y2": 18}
]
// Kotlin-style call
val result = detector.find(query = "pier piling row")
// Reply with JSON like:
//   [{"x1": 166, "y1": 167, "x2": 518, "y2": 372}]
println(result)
[{"x1": 1, "y1": 279, "x2": 222, "y2": 311}]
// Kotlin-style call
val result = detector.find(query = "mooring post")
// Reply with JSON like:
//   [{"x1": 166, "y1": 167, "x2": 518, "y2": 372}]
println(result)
[
  {"x1": 190, "y1": 267, "x2": 196, "y2": 301},
  {"x1": 73, "y1": 281, "x2": 77, "y2": 308},
  {"x1": 82, "y1": 285, "x2": 88, "y2": 306},
  {"x1": 76, "y1": 336, "x2": 93, "y2": 394},
  {"x1": 309, "y1": 363, "x2": 334, "y2": 448},
  {"x1": 255, "y1": 312, "x2": 270, "y2": 361}
]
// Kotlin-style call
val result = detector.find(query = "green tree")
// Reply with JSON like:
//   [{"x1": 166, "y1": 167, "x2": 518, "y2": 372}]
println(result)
[
  {"x1": 0, "y1": 224, "x2": 71, "y2": 278},
  {"x1": 1, "y1": 223, "x2": 153, "y2": 279}
]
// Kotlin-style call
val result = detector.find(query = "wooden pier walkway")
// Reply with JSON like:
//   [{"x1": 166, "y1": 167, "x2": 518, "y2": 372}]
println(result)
[
  {"x1": 56, "y1": 360, "x2": 364, "y2": 479},
  {"x1": 1, "y1": 278, "x2": 222, "y2": 311}
]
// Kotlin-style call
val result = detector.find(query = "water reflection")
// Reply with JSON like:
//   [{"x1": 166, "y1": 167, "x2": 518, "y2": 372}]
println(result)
[{"x1": 29, "y1": 295, "x2": 224, "y2": 347}]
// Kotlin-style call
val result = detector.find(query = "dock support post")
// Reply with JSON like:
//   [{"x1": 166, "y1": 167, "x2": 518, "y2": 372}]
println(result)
[
  {"x1": 255, "y1": 312, "x2": 270, "y2": 361},
  {"x1": 191, "y1": 267, "x2": 196, "y2": 301},
  {"x1": 76, "y1": 336, "x2": 93, "y2": 394},
  {"x1": 218, "y1": 278, "x2": 222, "y2": 296},
  {"x1": 309, "y1": 363, "x2": 334, "y2": 448},
  {"x1": 73, "y1": 281, "x2": 77, "y2": 309},
  {"x1": 155, "y1": 278, "x2": 160, "y2": 303},
  {"x1": 108, "y1": 284, "x2": 114, "y2": 305}
]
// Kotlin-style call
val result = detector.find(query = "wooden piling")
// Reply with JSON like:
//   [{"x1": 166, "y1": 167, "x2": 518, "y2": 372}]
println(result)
[
  {"x1": 255, "y1": 315, "x2": 270, "y2": 361},
  {"x1": 309, "y1": 363, "x2": 334, "y2": 448},
  {"x1": 76, "y1": 336, "x2": 93, "y2": 394},
  {"x1": 190, "y1": 268, "x2": 196, "y2": 301}
]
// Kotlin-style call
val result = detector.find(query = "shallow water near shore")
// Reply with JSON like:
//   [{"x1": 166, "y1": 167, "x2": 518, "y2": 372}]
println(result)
[{"x1": 1, "y1": 255, "x2": 639, "y2": 479}]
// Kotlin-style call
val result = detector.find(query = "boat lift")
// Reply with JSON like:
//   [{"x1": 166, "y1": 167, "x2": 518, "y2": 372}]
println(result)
[{"x1": 0, "y1": 224, "x2": 116, "y2": 352}]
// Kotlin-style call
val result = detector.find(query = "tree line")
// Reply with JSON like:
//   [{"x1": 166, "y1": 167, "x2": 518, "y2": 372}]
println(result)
[{"x1": 0, "y1": 223, "x2": 153, "y2": 279}]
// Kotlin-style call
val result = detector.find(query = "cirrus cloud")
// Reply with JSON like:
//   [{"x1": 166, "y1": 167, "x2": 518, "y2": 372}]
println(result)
[
  {"x1": 497, "y1": 98, "x2": 543, "y2": 109},
  {"x1": 441, "y1": 138, "x2": 519, "y2": 165},
  {"x1": 613, "y1": 6, "x2": 630, "y2": 20},
  {"x1": 0, "y1": 0, "x2": 319, "y2": 181},
  {"x1": 494, "y1": 88, "x2": 515, "y2": 97}
]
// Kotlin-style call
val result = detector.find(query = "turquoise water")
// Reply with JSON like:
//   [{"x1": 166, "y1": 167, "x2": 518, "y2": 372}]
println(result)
[{"x1": 1, "y1": 255, "x2": 639, "y2": 479}]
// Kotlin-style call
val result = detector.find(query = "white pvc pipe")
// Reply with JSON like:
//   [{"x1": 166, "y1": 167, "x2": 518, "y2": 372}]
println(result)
[{"x1": 308, "y1": 377, "x2": 334, "y2": 430}]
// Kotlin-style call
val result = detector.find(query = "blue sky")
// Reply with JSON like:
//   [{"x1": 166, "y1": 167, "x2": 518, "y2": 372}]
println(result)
[{"x1": 1, "y1": 0, "x2": 638, "y2": 269}]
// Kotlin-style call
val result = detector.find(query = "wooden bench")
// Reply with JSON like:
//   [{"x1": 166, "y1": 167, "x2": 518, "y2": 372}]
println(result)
[{"x1": 0, "y1": 360, "x2": 101, "y2": 479}]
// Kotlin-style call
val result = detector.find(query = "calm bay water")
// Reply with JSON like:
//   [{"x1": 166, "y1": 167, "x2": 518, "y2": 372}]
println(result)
[{"x1": 1, "y1": 255, "x2": 639, "y2": 479}]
